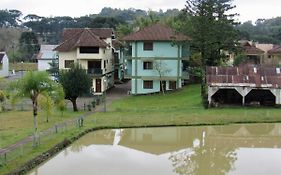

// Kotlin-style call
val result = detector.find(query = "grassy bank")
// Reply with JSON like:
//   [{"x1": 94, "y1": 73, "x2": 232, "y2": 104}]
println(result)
[
  {"x1": 9, "y1": 63, "x2": 37, "y2": 71},
  {"x1": 1, "y1": 84, "x2": 281, "y2": 174},
  {"x1": 0, "y1": 110, "x2": 84, "y2": 148},
  {"x1": 91, "y1": 84, "x2": 281, "y2": 127}
]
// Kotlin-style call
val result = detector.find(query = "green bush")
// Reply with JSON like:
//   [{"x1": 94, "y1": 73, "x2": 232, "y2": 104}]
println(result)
[{"x1": 233, "y1": 54, "x2": 247, "y2": 66}]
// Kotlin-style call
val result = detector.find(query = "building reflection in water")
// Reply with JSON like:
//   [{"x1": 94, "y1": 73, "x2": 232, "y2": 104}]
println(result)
[{"x1": 29, "y1": 124, "x2": 281, "y2": 175}]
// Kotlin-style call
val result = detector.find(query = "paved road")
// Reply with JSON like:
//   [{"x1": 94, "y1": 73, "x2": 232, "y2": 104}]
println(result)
[{"x1": 73, "y1": 80, "x2": 131, "y2": 111}]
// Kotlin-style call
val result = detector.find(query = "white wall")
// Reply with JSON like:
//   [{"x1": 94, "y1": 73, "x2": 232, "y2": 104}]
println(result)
[
  {"x1": 38, "y1": 60, "x2": 53, "y2": 71},
  {"x1": 0, "y1": 53, "x2": 9, "y2": 77}
]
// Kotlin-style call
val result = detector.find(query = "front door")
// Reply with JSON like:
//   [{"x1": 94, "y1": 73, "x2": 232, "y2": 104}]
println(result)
[
  {"x1": 96, "y1": 79, "x2": 101, "y2": 93},
  {"x1": 160, "y1": 81, "x2": 166, "y2": 92}
]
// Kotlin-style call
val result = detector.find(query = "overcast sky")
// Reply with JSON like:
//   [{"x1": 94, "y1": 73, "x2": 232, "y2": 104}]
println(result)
[{"x1": 1, "y1": 0, "x2": 281, "y2": 23}]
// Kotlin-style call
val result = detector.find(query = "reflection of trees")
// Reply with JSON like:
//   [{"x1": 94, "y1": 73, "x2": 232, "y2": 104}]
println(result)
[{"x1": 169, "y1": 141, "x2": 237, "y2": 175}]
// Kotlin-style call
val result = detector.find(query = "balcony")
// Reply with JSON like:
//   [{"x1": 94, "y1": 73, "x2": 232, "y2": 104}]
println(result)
[{"x1": 87, "y1": 68, "x2": 103, "y2": 76}]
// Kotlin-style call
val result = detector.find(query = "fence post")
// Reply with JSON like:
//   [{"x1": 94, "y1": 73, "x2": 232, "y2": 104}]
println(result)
[
  {"x1": 81, "y1": 117, "x2": 84, "y2": 127},
  {"x1": 55, "y1": 125, "x2": 58, "y2": 133},
  {"x1": 4, "y1": 153, "x2": 7, "y2": 164}
]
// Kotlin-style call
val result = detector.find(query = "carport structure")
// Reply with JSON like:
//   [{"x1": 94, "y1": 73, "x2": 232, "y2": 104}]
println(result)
[{"x1": 207, "y1": 64, "x2": 281, "y2": 107}]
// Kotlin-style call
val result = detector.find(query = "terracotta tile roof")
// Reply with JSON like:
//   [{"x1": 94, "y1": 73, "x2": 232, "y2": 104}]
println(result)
[
  {"x1": 242, "y1": 43, "x2": 264, "y2": 55},
  {"x1": 55, "y1": 28, "x2": 108, "y2": 52},
  {"x1": 122, "y1": 23, "x2": 190, "y2": 41},
  {"x1": 91, "y1": 28, "x2": 114, "y2": 39},
  {"x1": 268, "y1": 45, "x2": 281, "y2": 54},
  {"x1": 61, "y1": 28, "x2": 114, "y2": 42},
  {"x1": 207, "y1": 64, "x2": 281, "y2": 88}
]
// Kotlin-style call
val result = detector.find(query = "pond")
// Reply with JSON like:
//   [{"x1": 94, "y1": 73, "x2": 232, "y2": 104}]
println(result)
[{"x1": 29, "y1": 123, "x2": 281, "y2": 175}]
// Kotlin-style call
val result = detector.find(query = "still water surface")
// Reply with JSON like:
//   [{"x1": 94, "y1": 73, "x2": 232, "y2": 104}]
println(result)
[{"x1": 29, "y1": 123, "x2": 281, "y2": 175}]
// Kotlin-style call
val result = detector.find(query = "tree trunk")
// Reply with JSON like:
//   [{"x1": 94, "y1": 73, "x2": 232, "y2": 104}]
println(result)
[
  {"x1": 71, "y1": 98, "x2": 78, "y2": 112},
  {"x1": 201, "y1": 52, "x2": 208, "y2": 108},
  {"x1": 160, "y1": 75, "x2": 165, "y2": 95},
  {"x1": 32, "y1": 99, "x2": 39, "y2": 147}
]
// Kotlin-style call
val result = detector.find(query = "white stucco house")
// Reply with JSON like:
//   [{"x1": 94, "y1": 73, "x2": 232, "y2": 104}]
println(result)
[
  {"x1": 54, "y1": 28, "x2": 115, "y2": 95},
  {"x1": 0, "y1": 52, "x2": 9, "y2": 77},
  {"x1": 37, "y1": 45, "x2": 58, "y2": 71}
]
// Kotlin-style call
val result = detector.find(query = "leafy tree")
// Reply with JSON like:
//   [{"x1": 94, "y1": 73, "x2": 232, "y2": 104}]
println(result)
[
  {"x1": 183, "y1": 0, "x2": 239, "y2": 107},
  {"x1": 47, "y1": 60, "x2": 59, "y2": 79},
  {"x1": 89, "y1": 16, "x2": 125, "y2": 29},
  {"x1": 116, "y1": 24, "x2": 133, "y2": 38},
  {"x1": 9, "y1": 71, "x2": 64, "y2": 146},
  {"x1": 134, "y1": 11, "x2": 160, "y2": 29},
  {"x1": 19, "y1": 31, "x2": 40, "y2": 62},
  {"x1": 153, "y1": 60, "x2": 171, "y2": 95},
  {"x1": 23, "y1": 14, "x2": 43, "y2": 21},
  {"x1": 237, "y1": 17, "x2": 281, "y2": 44},
  {"x1": 0, "y1": 90, "x2": 6, "y2": 112},
  {"x1": 38, "y1": 94, "x2": 54, "y2": 123},
  {"x1": 233, "y1": 54, "x2": 247, "y2": 66},
  {"x1": 59, "y1": 63, "x2": 92, "y2": 112},
  {"x1": 0, "y1": 9, "x2": 22, "y2": 27}
]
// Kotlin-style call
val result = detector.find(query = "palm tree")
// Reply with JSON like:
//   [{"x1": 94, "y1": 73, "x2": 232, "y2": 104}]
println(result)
[{"x1": 9, "y1": 71, "x2": 64, "y2": 146}]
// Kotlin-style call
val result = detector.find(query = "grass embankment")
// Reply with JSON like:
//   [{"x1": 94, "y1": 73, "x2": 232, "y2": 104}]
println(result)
[
  {"x1": 9, "y1": 63, "x2": 37, "y2": 71},
  {"x1": 94, "y1": 84, "x2": 281, "y2": 127},
  {"x1": 1, "y1": 84, "x2": 281, "y2": 174},
  {"x1": 0, "y1": 110, "x2": 84, "y2": 148}
]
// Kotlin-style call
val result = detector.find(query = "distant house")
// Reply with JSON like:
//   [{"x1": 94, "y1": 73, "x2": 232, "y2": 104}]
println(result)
[
  {"x1": 235, "y1": 41, "x2": 281, "y2": 66},
  {"x1": 54, "y1": 28, "x2": 115, "y2": 95},
  {"x1": 0, "y1": 52, "x2": 9, "y2": 77},
  {"x1": 37, "y1": 45, "x2": 58, "y2": 71},
  {"x1": 241, "y1": 41, "x2": 265, "y2": 64},
  {"x1": 268, "y1": 45, "x2": 281, "y2": 66},
  {"x1": 207, "y1": 64, "x2": 281, "y2": 107},
  {"x1": 122, "y1": 23, "x2": 191, "y2": 95},
  {"x1": 255, "y1": 43, "x2": 274, "y2": 65}
]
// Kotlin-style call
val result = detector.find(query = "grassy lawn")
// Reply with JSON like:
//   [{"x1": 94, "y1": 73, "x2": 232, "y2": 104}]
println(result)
[
  {"x1": 9, "y1": 63, "x2": 37, "y2": 71},
  {"x1": 90, "y1": 84, "x2": 281, "y2": 127},
  {"x1": 1, "y1": 84, "x2": 281, "y2": 174},
  {"x1": 0, "y1": 110, "x2": 84, "y2": 148}
]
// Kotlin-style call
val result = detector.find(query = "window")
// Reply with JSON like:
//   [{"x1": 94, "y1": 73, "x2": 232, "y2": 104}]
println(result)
[
  {"x1": 64, "y1": 60, "x2": 74, "y2": 68},
  {"x1": 143, "y1": 42, "x2": 153, "y2": 51},
  {"x1": 80, "y1": 47, "x2": 99, "y2": 54},
  {"x1": 143, "y1": 80, "x2": 153, "y2": 89},
  {"x1": 0, "y1": 60, "x2": 2, "y2": 70},
  {"x1": 143, "y1": 61, "x2": 153, "y2": 70},
  {"x1": 169, "y1": 81, "x2": 177, "y2": 90},
  {"x1": 268, "y1": 55, "x2": 272, "y2": 59}
]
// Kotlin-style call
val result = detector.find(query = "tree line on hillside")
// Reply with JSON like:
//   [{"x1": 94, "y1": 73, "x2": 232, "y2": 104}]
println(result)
[
  {"x1": 0, "y1": 8, "x2": 181, "y2": 43},
  {"x1": 237, "y1": 17, "x2": 281, "y2": 44},
  {"x1": 0, "y1": 7, "x2": 182, "y2": 62}
]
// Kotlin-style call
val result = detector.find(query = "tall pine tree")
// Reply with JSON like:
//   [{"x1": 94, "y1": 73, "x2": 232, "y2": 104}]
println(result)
[{"x1": 184, "y1": 0, "x2": 239, "y2": 107}]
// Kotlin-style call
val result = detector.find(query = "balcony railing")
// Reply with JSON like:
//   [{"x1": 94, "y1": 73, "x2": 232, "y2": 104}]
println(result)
[{"x1": 87, "y1": 68, "x2": 103, "y2": 75}]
